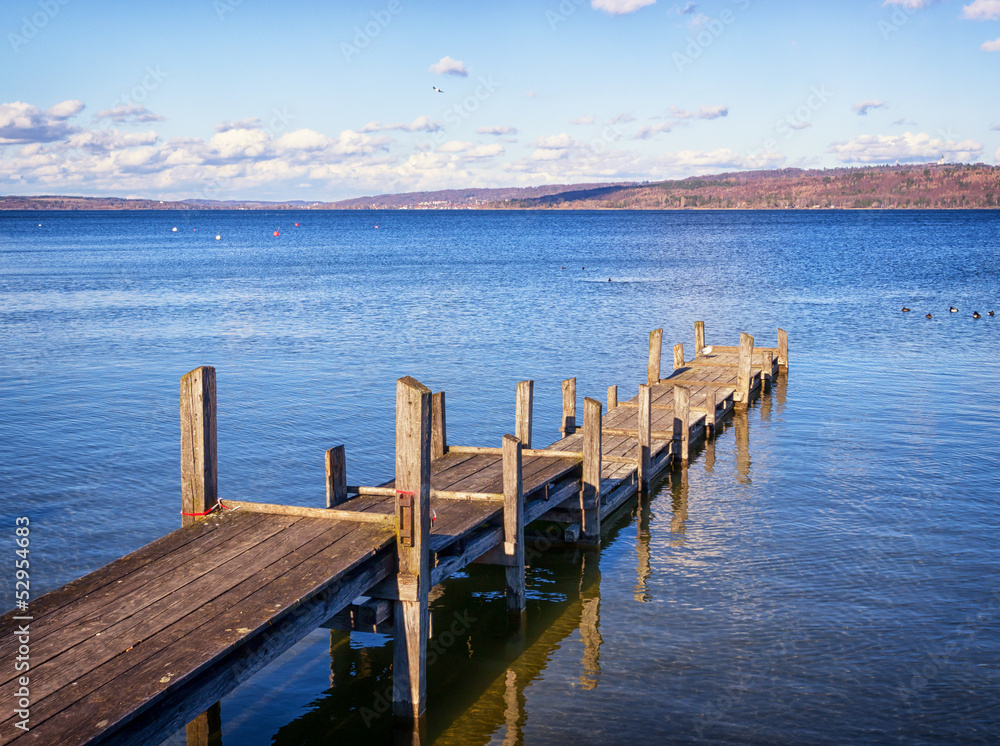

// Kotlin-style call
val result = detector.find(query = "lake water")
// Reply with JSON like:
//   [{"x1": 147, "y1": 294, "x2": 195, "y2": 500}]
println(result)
[{"x1": 1, "y1": 209, "x2": 998, "y2": 745}]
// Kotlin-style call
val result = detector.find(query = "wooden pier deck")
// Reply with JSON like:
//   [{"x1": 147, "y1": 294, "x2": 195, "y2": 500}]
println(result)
[{"x1": 0, "y1": 322, "x2": 786, "y2": 745}]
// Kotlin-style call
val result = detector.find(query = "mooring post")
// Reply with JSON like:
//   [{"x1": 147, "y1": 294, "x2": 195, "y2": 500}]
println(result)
[
  {"x1": 325, "y1": 445, "x2": 347, "y2": 507},
  {"x1": 673, "y1": 385, "x2": 691, "y2": 465},
  {"x1": 647, "y1": 328, "x2": 663, "y2": 385},
  {"x1": 502, "y1": 433, "x2": 526, "y2": 617},
  {"x1": 695, "y1": 321, "x2": 706, "y2": 354},
  {"x1": 735, "y1": 332, "x2": 754, "y2": 408},
  {"x1": 180, "y1": 366, "x2": 217, "y2": 527},
  {"x1": 762, "y1": 351, "x2": 773, "y2": 393},
  {"x1": 705, "y1": 390, "x2": 717, "y2": 436},
  {"x1": 393, "y1": 376, "x2": 432, "y2": 722},
  {"x1": 777, "y1": 328, "x2": 789, "y2": 370},
  {"x1": 607, "y1": 385, "x2": 618, "y2": 412},
  {"x1": 431, "y1": 391, "x2": 447, "y2": 460},
  {"x1": 581, "y1": 397, "x2": 602, "y2": 543},
  {"x1": 515, "y1": 380, "x2": 533, "y2": 449},
  {"x1": 637, "y1": 384, "x2": 652, "y2": 492},
  {"x1": 561, "y1": 378, "x2": 577, "y2": 436},
  {"x1": 673, "y1": 343, "x2": 684, "y2": 371}
]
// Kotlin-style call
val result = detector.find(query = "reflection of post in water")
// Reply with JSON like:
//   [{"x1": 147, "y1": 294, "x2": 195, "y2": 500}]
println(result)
[
  {"x1": 634, "y1": 497, "x2": 652, "y2": 603},
  {"x1": 578, "y1": 551, "x2": 603, "y2": 690},
  {"x1": 185, "y1": 702, "x2": 222, "y2": 746},
  {"x1": 501, "y1": 668, "x2": 526, "y2": 746},
  {"x1": 669, "y1": 468, "x2": 689, "y2": 544},
  {"x1": 734, "y1": 409, "x2": 751, "y2": 485},
  {"x1": 703, "y1": 434, "x2": 716, "y2": 472},
  {"x1": 773, "y1": 369, "x2": 787, "y2": 415}
]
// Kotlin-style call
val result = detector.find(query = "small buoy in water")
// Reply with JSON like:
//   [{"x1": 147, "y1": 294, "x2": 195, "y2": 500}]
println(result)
[
  {"x1": 973, "y1": 311, "x2": 981, "y2": 319},
  {"x1": 273, "y1": 230, "x2": 279, "y2": 237},
  {"x1": 374, "y1": 225, "x2": 379, "y2": 229},
  {"x1": 949, "y1": 306, "x2": 958, "y2": 313},
  {"x1": 901, "y1": 307, "x2": 911, "y2": 312},
  {"x1": 294, "y1": 222, "x2": 300, "y2": 227},
  {"x1": 37, "y1": 223, "x2": 41, "y2": 227},
  {"x1": 193, "y1": 228, "x2": 197, "y2": 231},
  {"x1": 582, "y1": 266, "x2": 585, "y2": 270},
  {"x1": 608, "y1": 278, "x2": 611, "y2": 282},
  {"x1": 215, "y1": 234, "x2": 221, "y2": 240},
  {"x1": 926, "y1": 313, "x2": 933, "y2": 319},
  {"x1": 172, "y1": 227, "x2": 177, "y2": 232},
  {"x1": 561, "y1": 266, "x2": 566, "y2": 269}
]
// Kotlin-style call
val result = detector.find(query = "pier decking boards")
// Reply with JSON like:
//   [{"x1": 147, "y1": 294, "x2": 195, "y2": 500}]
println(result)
[{"x1": 1, "y1": 322, "x2": 786, "y2": 745}]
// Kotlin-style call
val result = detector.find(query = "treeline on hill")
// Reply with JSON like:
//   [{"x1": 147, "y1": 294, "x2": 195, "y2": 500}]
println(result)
[{"x1": 495, "y1": 165, "x2": 1000, "y2": 209}]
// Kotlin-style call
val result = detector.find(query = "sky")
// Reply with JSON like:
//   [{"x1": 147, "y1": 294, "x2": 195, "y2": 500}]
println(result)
[{"x1": 1, "y1": 0, "x2": 999, "y2": 201}]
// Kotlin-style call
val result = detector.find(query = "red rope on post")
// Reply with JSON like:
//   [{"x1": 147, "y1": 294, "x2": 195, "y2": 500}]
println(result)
[{"x1": 180, "y1": 501, "x2": 228, "y2": 517}]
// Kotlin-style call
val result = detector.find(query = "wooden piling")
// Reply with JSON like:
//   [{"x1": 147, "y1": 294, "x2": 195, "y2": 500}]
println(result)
[
  {"x1": 325, "y1": 445, "x2": 347, "y2": 507},
  {"x1": 735, "y1": 332, "x2": 754, "y2": 407},
  {"x1": 180, "y1": 366, "x2": 217, "y2": 527},
  {"x1": 704, "y1": 390, "x2": 717, "y2": 435},
  {"x1": 607, "y1": 385, "x2": 618, "y2": 412},
  {"x1": 762, "y1": 351, "x2": 773, "y2": 392},
  {"x1": 647, "y1": 329, "x2": 663, "y2": 385},
  {"x1": 502, "y1": 434, "x2": 525, "y2": 615},
  {"x1": 581, "y1": 397, "x2": 602, "y2": 543},
  {"x1": 515, "y1": 380, "x2": 533, "y2": 449},
  {"x1": 777, "y1": 328, "x2": 789, "y2": 370},
  {"x1": 431, "y1": 391, "x2": 447, "y2": 460},
  {"x1": 673, "y1": 343, "x2": 684, "y2": 371},
  {"x1": 673, "y1": 385, "x2": 691, "y2": 465},
  {"x1": 695, "y1": 321, "x2": 705, "y2": 354},
  {"x1": 393, "y1": 376, "x2": 432, "y2": 721},
  {"x1": 637, "y1": 384, "x2": 652, "y2": 492},
  {"x1": 561, "y1": 378, "x2": 577, "y2": 436}
]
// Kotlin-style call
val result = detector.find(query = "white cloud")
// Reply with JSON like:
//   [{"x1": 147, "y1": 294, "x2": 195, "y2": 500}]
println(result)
[
  {"x1": 610, "y1": 113, "x2": 635, "y2": 124},
  {"x1": 696, "y1": 105, "x2": 729, "y2": 120},
  {"x1": 362, "y1": 116, "x2": 442, "y2": 133},
  {"x1": 571, "y1": 115, "x2": 596, "y2": 125},
  {"x1": 981, "y1": 36, "x2": 1000, "y2": 50},
  {"x1": 429, "y1": 55, "x2": 469, "y2": 76},
  {"x1": 853, "y1": 100, "x2": 887, "y2": 115},
  {"x1": 94, "y1": 103, "x2": 165, "y2": 124},
  {"x1": 678, "y1": 2, "x2": 697, "y2": 14},
  {"x1": 882, "y1": 0, "x2": 935, "y2": 8},
  {"x1": 525, "y1": 90, "x2": 538, "y2": 99},
  {"x1": 827, "y1": 132, "x2": 983, "y2": 163},
  {"x1": 962, "y1": 0, "x2": 1000, "y2": 20},
  {"x1": 0, "y1": 101, "x2": 81, "y2": 144},
  {"x1": 592, "y1": 0, "x2": 656, "y2": 14},
  {"x1": 477, "y1": 125, "x2": 517, "y2": 135},
  {"x1": 274, "y1": 129, "x2": 331, "y2": 151},
  {"x1": 65, "y1": 129, "x2": 159, "y2": 153},
  {"x1": 635, "y1": 122, "x2": 676, "y2": 139},
  {"x1": 995, "y1": 145, "x2": 1000, "y2": 162},
  {"x1": 215, "y1": 118, "x2": 261, "y2": 132},
  {"x1": 466, "y1": 143, "x2": 505, "y2": 158},
  {"x1": 437, "y1": 140, "x2": 473, "y2": 153},
  {"x1": 46, "y1": 100, "x2": 85, "y2": 120}
]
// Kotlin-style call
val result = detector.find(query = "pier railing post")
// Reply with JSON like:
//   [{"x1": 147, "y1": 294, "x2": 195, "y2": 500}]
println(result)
[
  {"x1": 431, "y1": 391, "x2": 447, "y2": 460},
  {"x1": 393, "y1": 376, "x2": 432, "y2": 722},
  {"x1": 180, "y1": 366, "x2": 217, "y2": 527},
  {"x1": 325, "y1": 445, "x2": 347, "y2": 507},
  {"x1": 502, "y1": 434, "x2": 525, "y2": 617},
  {"x1": 647, "y1": 328, "x2": 663, "y2": 385},
  {"x1": 673, "y1": 343, "x2": 685, "y2": 371},
  {"x1": 777, "y1": 328, "x2": 789, "y2": 370},
  {"x1": 561, "y1": 378, "x2": 577, "y2": 437},
  {"x1": 762, "y1": 351, "x2": 773, "y2": 392},
  {"x1": 607, "y1": 385, "x2": 618, "y2": 412},
  {"x1": 673, "y1": 385, "x2": 691, "y2": 465},
  {"x1": 581, "y1": 398, "x2": 602, "y2": 544},
  {"x1": 735, "y1": 332, "x2": 754, "y2": 408},
  {"x1": 695, "y1": 321, "x2": 706, "y2": 354},
  {"x1": 515, "y1": 380, "x2": 533, "y2": 449},
  {"x1": 637, "y1": 384, "x2": 652, "y2": 492},
  {"x1": 705, "y1": 390, "x2": 717, "y2": 436}
]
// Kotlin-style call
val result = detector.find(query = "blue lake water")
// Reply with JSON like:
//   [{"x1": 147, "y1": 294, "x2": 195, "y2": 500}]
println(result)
[{"x1": 1, "y1": 209, "x2": 998, "y2": 744}]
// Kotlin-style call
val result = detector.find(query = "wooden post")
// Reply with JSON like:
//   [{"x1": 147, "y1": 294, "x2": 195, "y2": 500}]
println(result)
[
  {"x1": 777, "y1": 328, "x2": 789, "y2": 370},
  {"x1": 762, "y1": 351, "x2": 773, "y2": 393},
  {"x1": 673, "y1": 343, "x2": 684, "y2": 371},
  {"x1": 735, "y1": 332, "x2": 754, "y2": 407},
  {"x1": 515, "y1": 380, "x2": 533, "y2": 449},
  {"x1": 502, "y1": 434, "x2": 525, "y2": 616},
  {"x1": 673, "y1": 385, "x2": 691, "y2": 465},
  {"x1": 647, "y1": 329, "x2": 663, "y2": 385},
  {"x1": 637, "y1": 384, "x2": 651, "y2": 492},
  {"x1": 393, "y1": 376, "x2": 432, "y2": 722},
  {"x1": 581, "y1": 398, "x2": 602, "y2": 543},
  {"x1": 695, "y1": 321, "x2": 706, "y2": 354},
  {"x1": 325, "y1": 445, "x2": 347, "y2": 507},
  {"x1": 705, "y1": 390, "x2": 717, "y2": 436},
  {"x1": 607, "y1": 385, "x2": 618, "y2": 412},
  {"x1": 431, "y1": 391, "x2": 447, "y2": 460},
  {"x1": 561, "y1": 378, "x2": 577, "y2": 436},
  {"x1": 180, "y1": 366, "x2": 217, "y2": 527}
]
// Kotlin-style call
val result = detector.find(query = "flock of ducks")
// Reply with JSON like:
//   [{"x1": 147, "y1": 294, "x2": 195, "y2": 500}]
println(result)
[{"x1": 902, "y1": 306, "x2": 994, "y2": 319}]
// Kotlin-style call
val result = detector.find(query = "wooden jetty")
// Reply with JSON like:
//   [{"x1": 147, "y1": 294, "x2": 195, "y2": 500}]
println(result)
[{"x1": 0, "y1": 321, "x2": 786, "y2": 745}]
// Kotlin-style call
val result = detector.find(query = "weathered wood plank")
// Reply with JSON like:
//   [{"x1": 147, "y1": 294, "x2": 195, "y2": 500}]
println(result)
[
  {"x1": 325, "y1": 445, "x2": 348, "y2": 507},
  {"x1": 431, "y1": 391, "x2": 447, "y2": 461},
  {"x1": 695, "y1": 320, "x2": 705, "y2": 354},
  {"x1": 503, "y1": 434, "x2": 525, "y2": 614},
  {"x1": 561, "y1": 377, "x2": 577, "y2": 436},
  {"x1": 515, "y1": 380, "x2": 533, "y2": 449},
  {"x1": 224, "y1": 500, "x2": 394, "y2": 526},
  {"x1": 638, "y1": 384, "x2": 651, "y2": 491},
  {"x1": 180, "y1": 366, "x2": 217, "y2": 526},
  {"x1": 673, "y1": 385, "x2": 691, "y2": 464},
  {"x1": 647, "y1": 328, "x2": 662, "y2": 385}
]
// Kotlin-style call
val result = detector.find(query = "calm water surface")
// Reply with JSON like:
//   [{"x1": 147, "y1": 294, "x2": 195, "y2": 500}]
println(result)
[{"x1": 1, "y1": 210, "x2": 998, "y2": 745}]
